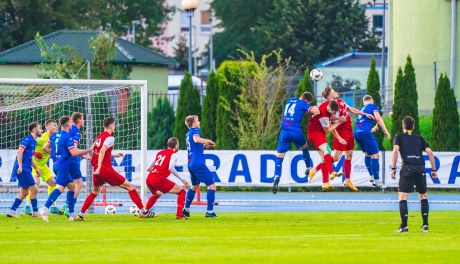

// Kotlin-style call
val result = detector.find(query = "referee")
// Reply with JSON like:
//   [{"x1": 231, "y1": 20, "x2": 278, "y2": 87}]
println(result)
[{"x1": 391, "y1": 116, "x2": 437, "y2": 233}]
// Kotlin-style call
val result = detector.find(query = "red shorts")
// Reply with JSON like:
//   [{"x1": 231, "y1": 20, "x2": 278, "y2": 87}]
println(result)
[
  {"x1": 307, "y1": 131, "x2": 327, "y2": 150},
  {"x1": 333, "y1": 132, "x2": 355, "y2": 151},
  {"x1": 93, "y1": 166, "x2": 126, "y2": 187},
  {"x1": 146, "y1": 175, "x2": 175, "y2": 194}
]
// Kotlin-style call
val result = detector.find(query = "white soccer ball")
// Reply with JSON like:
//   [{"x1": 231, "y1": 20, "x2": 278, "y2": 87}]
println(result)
[
  {"x1": 310, "y1": 68, "x2": 324, "y2": 81},
  {"x1": 105, "y1": 205, "x2": 117, "y2": 214},
  {"x1": 129, "y1": 205, "x2": 139, "y2": 215}
]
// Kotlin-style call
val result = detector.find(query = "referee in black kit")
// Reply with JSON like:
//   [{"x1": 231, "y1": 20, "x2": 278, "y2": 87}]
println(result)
[{"x1": 391, "y1": 116, "x2": 437, "y2": 233}]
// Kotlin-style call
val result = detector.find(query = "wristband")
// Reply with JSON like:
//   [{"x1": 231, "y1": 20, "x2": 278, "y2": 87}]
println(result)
[
  {"x1": 431, "y1": 169, "x2": 437, "y2": 172},
  {"x1": 391, "y1": 167, "x2": 396, "y2": 170}
]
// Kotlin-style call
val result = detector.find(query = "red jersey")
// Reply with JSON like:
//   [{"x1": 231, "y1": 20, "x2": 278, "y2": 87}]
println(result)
[
  {"x1": 308, "y1": 100, "x2": 333, "y2": 133},
  {"x1": 334, "y1": 98, "x2": 352, "y2": 132},
  {"x1": 91, "y1": 131, "x2": 115, "y2": 169},
  {"x1": 147, "y1": 148, "x2": 177, "y2": 180}
]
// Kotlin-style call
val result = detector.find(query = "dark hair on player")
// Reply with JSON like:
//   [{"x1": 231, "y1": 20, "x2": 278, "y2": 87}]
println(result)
[
  {"x1": 103, "y1": 117, "x2": 116, "y2": 128},
  {"x1": 185, "y1": 115, "x2": 198, "y2": 128},
  {"x1": 71, "y1": 112, "x2": 83, "y2": 123},
  {"x1": 402, "y1": 116, "x2": 415, "y2": 130},
  {"x1": 45, "y1": 119, "x2": 56, "y2": 127},
  {"x1": 28, "y1": 122, "x2": 41, "y2": 132},
  {"x1": 59, "y1": 116, "x2": 70, "y2": 126},
  {"x1": 301, "y1": 92, "x2": 314, "y2": 103},
  {"x1": 322, "y1": 86, "x2": 332, "y2": 99},
  {"x1": 363, "y1": 95, "x2": 373, "y2": 102},
  {"x1": 328, "y1": 100, "x2": 339, "y2": 112},
  {"x1": 167, "y1": 137, "x2": 179, "y2": 149}
]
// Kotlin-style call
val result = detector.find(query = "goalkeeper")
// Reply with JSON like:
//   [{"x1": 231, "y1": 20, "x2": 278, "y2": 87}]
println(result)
[{"x1": 25, "y1": 119, "x2": 61, "y2": 215}]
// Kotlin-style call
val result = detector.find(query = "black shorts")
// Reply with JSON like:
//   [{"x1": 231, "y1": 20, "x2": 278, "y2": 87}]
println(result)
[{"x1": 398, "y1": 165, "x2": 427, "y2": 194}]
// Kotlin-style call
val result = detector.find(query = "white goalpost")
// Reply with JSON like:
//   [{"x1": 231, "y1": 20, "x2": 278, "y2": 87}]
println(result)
[{"x1": 0, "y1": 78, "x2": 149, "y2": 211}]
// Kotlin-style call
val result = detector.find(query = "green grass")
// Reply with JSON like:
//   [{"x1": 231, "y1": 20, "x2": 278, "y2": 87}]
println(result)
[{"x1": 1, "y1": 212, "x2": 459, "y2": 263}]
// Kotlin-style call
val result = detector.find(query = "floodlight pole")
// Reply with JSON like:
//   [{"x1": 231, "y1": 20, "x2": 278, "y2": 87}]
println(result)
[{"x1": 85, "y1": 60, "x2": 95, "y2": 213}]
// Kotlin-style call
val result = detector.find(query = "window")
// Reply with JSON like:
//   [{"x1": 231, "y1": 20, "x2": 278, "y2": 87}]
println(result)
[
  {"x1": 200, "y1": 10, "x2": 212, "y2": 34},
  {"x1": 180, "y1": 11, "x2": 189, "y2": 32},
  {"x1": 373, "y1": 15, "x2": 383, "y2": 33}
]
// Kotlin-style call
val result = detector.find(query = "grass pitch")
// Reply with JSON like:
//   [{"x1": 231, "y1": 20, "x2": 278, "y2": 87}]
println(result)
[{"x1": 1, "y1": 211, "x2": 459, "y2": 263}]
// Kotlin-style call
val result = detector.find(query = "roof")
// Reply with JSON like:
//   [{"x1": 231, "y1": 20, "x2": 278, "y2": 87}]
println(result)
[
  {"x1": 0, "y1": 30, "x2": 176, "y2": 66},
  {"x1": 316, "y1": 51, "x2": 382, "y2": 68}
]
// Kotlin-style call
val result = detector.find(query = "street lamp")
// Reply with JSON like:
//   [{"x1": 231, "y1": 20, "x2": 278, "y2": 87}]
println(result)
[{"x1": 182, "y1": 0, "x2": 199, "y2": 74}]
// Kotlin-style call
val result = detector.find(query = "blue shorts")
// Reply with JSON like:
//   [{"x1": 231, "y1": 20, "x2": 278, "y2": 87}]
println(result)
[
  {"x1": 354, "y1": 131, "x2": 379, "y2": 155},
  {"x1": 277, "y1": 130, "x2": 307, "y2": 153},
  {"x1": 55, "y1": 169, "x2": 73, "y2": 187},
  {"x1": 14, "y1": 168, "x2": 35, "y2": 189},
  {"x1": 189, "y1": 163, "x2": 215, "y2": 186},
  {"x1": 70, "y1": 162, "x2": 83, "y2": 180}
]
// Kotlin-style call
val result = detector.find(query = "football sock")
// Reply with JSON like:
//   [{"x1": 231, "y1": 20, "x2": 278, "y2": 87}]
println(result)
[
  {"x1": 344, "y1": 159, "x2": 351, "y2": 179},
  {"x1": 10, "y1": 198, "x2": 22, "y2": 211},
  {"x1": 206, "y1": 189, "x2": 215, "y2": 212},
  {"x1": 321, "y1": 163, "x2": 329, "y2": 183},
  {"x1": 421, "y1": 199, "x2": 429, "y2": 226},
  {"x1": 67, "y1": 191, "x2": 75, "y2": 214},
  {"x1": 45, "y1": 189, "x2": 62, "y2": 209},
  {"x1": 399, "y1": 200, "x2": 408, "y2": 227},
  {"x1": 146, "y1": 195, "x2": 160, "y2": 211},
  {"x1": 324, "y1": 154, "x2": 334, "y2": 174},
  {"x1": 185, "y1": 189, "x2": 196, "y2": 209},
  {"x1": 302, "y1": 149, "x2": 312, "y2": 167},
  {"x1": 48, "y1": 185, "x2": 57, "y2": 206},
  {"x1": 80, "y1": 192, "x2": 96, "y2": 214},
  {"x1": 371, "y1": 158, "x2": 380, "y2": 180},
  {"x1": 364, "y1": 156, "x2": 372, "y2": 177},
  {"x1": 31, "y1": 198, "x2": 38, "y2": 212},
  {"x1": 177, "y1": 189, "x2": 186, "y2": 217},
  {"x1": 275, "y1": 157, "x2": 283, "y2": 178},
  {"x1": 128, "y1": 189, "x2": 144, "y2": 210},
  {"x1": 315, "y1": 163, "x2": 322, "y2": 172}
]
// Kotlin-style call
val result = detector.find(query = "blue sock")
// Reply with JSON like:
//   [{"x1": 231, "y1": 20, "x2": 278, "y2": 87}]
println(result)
[
  {"x1": 10, "y1": 198, "x2": 22, "y2": 211},
  {"x1": 67, "y1": 191, "x2": 75, "y2": 214},
  {"x1": 31, "y1": 198, "x2": 38, "y2": 212},
  {"x1": 364, "y1": 156, "x2": 372, "y2": 177},
  {"x1": 206, "y1": 189, "x2": 216, "y2": 212},
  {"x1": 45, "y1": 189, "x2": 62, "y2": 209},
  {"x1": 275, "y1": 157, "x2": 284, "y2": 178},
  {"x1": 185, "y1": 189, "x2": 196, "y2": 209},
  {"x1": 371, "y1": 158, "x2": 380, "y2": 180},
  {"x1": 302, "y1": 149, "x2": 312, "y2": 167}
]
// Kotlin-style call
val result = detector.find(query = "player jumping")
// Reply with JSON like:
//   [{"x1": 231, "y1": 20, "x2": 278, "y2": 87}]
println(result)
[
  {"x1": 182, "y1": 115, "x2": 217, "y2": 218},
  {"x1": 6, "y1": 122, "x2": 42, "y2": 218},
  {"x1": 76, "y1": 117, "x2": 155, "y2": 220},
  {"x1": 272, "y1": 92, "x2": 319, "y2": 194},
  {"x1": 355, "y1": 95, "x2": 390, "y2": 189},
  {"x1": 145, "y1": 137, "x2": 190, "y2": 219}
]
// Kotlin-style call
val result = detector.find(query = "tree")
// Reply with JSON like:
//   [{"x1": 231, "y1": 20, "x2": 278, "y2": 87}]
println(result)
[
  {"x1": 201, "y1": 71, "x2": 219, "y2": 141},
  {"x1": 173, "y1": 35, "x2": 189, "y2": 71},
  {"x1": 148, "y1": 97, "x2": 175, "y2": 149},
  {"x1": 402, "y1": 55, "x2": 420, "y2": 133},
  {"x1": 366, "y1": 57, "x2": 384, "y2": 149},
  {"x1": 391, "y1": 67, "x2": 404, "y2": 141},
  {"x1": 432, "y1": 74, "x2": 460, "y2": 151},
  {"x1": 173, "y1": 73, "x2": 202, "y2": 149}
]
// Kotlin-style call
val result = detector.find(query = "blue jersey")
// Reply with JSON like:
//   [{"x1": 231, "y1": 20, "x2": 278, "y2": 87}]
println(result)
[
  {"x1": 54, "y1": 130, "x2": 75, "y2": 171},
  {"x1": 280, "y1": 98, "x2": 311, "y2": 131},
  {"x1": 355, "y1": 103, "x2": 380, "y2": 133},
  {"x1": 14, "y1": 135, "x2": 37, "y2": 170},
  {"x1": 49, "y1": 133, "x2": 58, "y2": 163},
  {"x1": 186, "y1": 128, "x2": 204, "y2": 165},
  {"x1": 69, "y1": 124, "x2": 81, "y2": 163}
]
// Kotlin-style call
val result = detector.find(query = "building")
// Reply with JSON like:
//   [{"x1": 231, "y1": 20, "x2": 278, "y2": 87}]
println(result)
[
  {"x1": 0, "y1": 30, "x2": 176, "y2": 109},
  {"x1": 360, "y1": 0, "x2": 389, "y2": 48},
  {"x1": 389, "y1": 0, "x2": 458, "y2": 113}
]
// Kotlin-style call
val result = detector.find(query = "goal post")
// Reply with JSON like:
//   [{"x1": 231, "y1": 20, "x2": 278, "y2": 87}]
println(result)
[{"x1": 0, "y1": 78, "x2": 148, "y2": 209}]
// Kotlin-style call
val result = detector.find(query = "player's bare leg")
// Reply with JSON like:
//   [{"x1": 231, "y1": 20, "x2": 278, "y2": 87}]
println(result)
[
  {"x1": 25, "y1": 176, "x2": 39, "y2": 215},
  {"x1": 76, "y1": 186, "x2": 102, "y2": 221},
  {"x1": 119, "y1": 180, "x2": 157, "y2": 218},
  {"x1": 183, "y1": 184, "x2": 200, "y2": 218}
]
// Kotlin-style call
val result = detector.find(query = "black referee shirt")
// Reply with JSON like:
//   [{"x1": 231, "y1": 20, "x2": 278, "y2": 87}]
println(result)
[{"x1": 393, "y1": 132, "x2": 429, "y2": 166}]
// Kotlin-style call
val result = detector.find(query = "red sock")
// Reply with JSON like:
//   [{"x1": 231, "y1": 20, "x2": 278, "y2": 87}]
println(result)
[
  {"x1": 324, "y1": 154, "x2": 334, "y2": 174},
  {"x1": 177, "y1": 189, "x2": 186, "y2": 217},
  {"x1": 128, "y1": 189, "x2": 144, "y2": 210},
  {"x1": 145, "y1": 195, "x2": 160, "y2": 211},
  {"x1": 344, "y1": 159, "x2": 352, "y2": 179},
  {"x1": 321, "y1": 163, "x2": 329, "y2": 183},
  {"x1": 315, "y1": 163, "x2": 322, "y2": 171},
  {"x1": 80, "y1": 193, "x2": 97, "y2": 214}
]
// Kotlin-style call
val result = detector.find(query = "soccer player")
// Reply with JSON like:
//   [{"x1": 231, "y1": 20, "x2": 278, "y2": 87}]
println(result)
[
  {"x1": 391, "y1": 116, "x2": 436, "y2": 233},
  {"x1": 6, "y1": 122, "x2": 42, "y2": 218},
  {"x1": 182, "y1": 115, "x2": 217, "y2": 218},
  {"x1": 272, "y1": 92, "x2": 319, "y2": 194},
  {"x1": 39, "y1": 116, "x2": 94, "y2": 222},
  {"x1": 307, "y1": 100, "x2": 343, "y2": 190},
  {"x1": 145, "y1": 137, "x2": 190, "y2": 219},
  {"x1": 25, "y1": 119, "x2": 61, "y2": 215},
  {"x1": 354, "y1": 95, "x2": 390, "y2": 189},
  {"x1": 76, "y1": 117, "x2": 155, "y2": 220}
]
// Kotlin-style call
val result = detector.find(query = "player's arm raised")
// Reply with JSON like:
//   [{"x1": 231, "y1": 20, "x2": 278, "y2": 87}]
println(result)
[
  {"x1": 373, "y1": 111, "x2": 390, "y2": 138},
  {"x1": 69, "y1": 141, "x2": 94, "y2": 157},
  {"x1": 347, "y1": 105, "x2": 374, "y2": 120},
  {"x1": 193, "y1": 134, "x2": 215, "y2": 148}
]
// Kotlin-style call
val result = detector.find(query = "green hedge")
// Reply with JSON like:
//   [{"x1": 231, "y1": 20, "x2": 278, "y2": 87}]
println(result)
[{"x1": 383, "y1": 115, "x2": 433, "y2": 150}]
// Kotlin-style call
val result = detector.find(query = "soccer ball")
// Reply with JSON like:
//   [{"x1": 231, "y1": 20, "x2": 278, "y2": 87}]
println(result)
[
  {"x1": 129, "y1": 205, "x2": 140, "y2": 215},
  {"x1": 310, "y1": 68, "x2": 323, "y2": 81},
  {"x1": 105, "y1": 205, "x2": 117, "y2": 214}
]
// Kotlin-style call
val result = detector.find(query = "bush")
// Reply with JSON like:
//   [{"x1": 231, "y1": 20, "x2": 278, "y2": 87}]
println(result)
[
  {"x1": 201, "y1": 71, "x2": 218, "y2": 141},
  {"x1": 366, "y1": 57, "x2": 384, "y2": 149},
  {"x1": 383, "y1": 115, "x2": 434, "y2": 150},
  {"x1": 148, "y1": 97, "x2": 175, "y2": 149}
]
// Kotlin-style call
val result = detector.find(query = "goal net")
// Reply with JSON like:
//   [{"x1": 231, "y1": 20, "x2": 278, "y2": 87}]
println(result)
[{"x1": 0, "y1": 78, "x2": 148, "y2": 214}]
